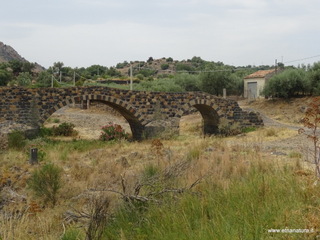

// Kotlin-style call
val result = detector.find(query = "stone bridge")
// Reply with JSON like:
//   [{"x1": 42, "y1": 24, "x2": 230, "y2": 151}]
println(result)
[{"x1": 0, "y1": 87, "x2": 263, "y2": 139}]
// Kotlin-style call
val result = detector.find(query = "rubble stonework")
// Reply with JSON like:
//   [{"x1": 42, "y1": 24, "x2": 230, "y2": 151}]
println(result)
[{"x1": 0, "y1": 87, "x2": 263, "y2": 140}]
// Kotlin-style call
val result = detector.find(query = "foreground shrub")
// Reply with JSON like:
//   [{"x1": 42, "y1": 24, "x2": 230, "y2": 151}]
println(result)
[
  {"x1": 27, "y1": 163, "x2": 62, "y2": 206},
  {"x1": 8, "y1": 130, "x2": 26, "y2": 150},
  {"x1": 52, "y1": 122, "x2": 77, "y2": 136},
  {"x1": 100, "y1": 123, "x2": 128, "y2": 141}
]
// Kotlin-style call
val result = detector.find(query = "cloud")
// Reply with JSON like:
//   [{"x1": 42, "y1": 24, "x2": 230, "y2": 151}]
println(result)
[{"x1": 1, "y1": 0, "x2": 320, "y2": 67}]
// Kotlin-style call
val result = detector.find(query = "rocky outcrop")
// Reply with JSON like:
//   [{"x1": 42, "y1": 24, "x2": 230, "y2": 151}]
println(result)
[
  {"x1": 0, "y1": 41, "x2": 27, "y2": 63},
  {"x1": 0, "y1": 41, "x2": 44, "y2": 71}
]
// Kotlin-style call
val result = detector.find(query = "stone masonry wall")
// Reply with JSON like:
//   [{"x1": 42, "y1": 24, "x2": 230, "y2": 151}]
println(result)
[{"x1": 0, "y1": 86, "x2": 263, "y2": 139}]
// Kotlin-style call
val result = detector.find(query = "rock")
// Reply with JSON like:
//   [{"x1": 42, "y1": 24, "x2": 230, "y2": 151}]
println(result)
[
  {"x1": 205, "y1": 147, "x2": 215, "y2": 152},
  {"x1": 128, "y1": 152, "x2": 139, "y2": 160},
  {"x1": 271, "y1": 151, "x2": 287, "y2": 156}
]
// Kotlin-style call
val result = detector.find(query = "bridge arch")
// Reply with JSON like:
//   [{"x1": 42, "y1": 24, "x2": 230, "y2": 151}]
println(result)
[
  {"x1": 179, "y1": 99, "x2": 225, "y2": 135},
  {"x1": 40, "y1": 94, "x2": 146, "y2": 140}
]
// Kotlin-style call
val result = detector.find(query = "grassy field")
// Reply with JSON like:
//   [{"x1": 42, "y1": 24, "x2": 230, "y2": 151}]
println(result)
[{"x1": 1, "y1": 99, "x2": 320, "y2": 239}]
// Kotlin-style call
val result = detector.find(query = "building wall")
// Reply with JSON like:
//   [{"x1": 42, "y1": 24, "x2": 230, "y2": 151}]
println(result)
[{"x1": 243, "y1": 78, "x2": 266, "y2": 99}]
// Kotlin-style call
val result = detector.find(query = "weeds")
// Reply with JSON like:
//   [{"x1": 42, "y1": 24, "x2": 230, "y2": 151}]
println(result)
[
  {"x1": 27, "y1": 163, "x2": 63, "y2": 207},
  {"x1": 104, "y1": 160, "x2": 319, "y2": 240},
  {"x1": 8, "y1": 130, "x2": 26, "y2": 150},
  {"x1": 52, "y1": 122, "x2": 78, "y2": 137}
]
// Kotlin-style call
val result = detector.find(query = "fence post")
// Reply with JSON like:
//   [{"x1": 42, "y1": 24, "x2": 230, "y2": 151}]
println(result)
[{"x1": 29, "y1": 148, "x2": 38, "y2": 165}]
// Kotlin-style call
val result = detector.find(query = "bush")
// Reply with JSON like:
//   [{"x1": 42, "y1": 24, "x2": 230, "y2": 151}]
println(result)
[
  {"x1": 161, "y1": 63, "x2": 169, "y2": 70},
  {"x1": 8, "y1": 130, "x2": 26, "y2": 150},
  {"x1": 263, "y1": 69, "x2": 308, "y2": 98},
  {"x1": 52, "y1": 122, "x2": 77, "y2": 136},
  {"x1": 218, "y1": 118, "x2": 241, "y2": 136},
  {"x1": 27, "y1": 163, "x2": 62, "y2": 206},
  {"x1": 100, "y1": 123, "x2": 128, "y2": 141},
  {"x1": 39, "y1": 127, "x2": 53, "y2": 137}
]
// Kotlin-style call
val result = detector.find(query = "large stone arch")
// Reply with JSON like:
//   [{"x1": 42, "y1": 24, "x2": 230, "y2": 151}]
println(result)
[
  {"x1": 40, "y1": 94, "x2": 146, "y2": 140},
  {"x1": 179, "y1": 99, "x2": 226, "y2": 135}
]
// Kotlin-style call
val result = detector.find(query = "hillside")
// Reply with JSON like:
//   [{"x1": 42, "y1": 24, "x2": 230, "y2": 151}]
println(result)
[
  {"x1": 0, "y1": 41, "x2": 44, "y2": 71},
  {"x1": 0, "y1": 42, "x2": 27, "y2": 63}
]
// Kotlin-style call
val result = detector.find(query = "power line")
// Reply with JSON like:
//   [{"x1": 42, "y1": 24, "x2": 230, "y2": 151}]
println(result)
[{"x1": 284, "y1": 54, "x2": 320, "y2": 64}]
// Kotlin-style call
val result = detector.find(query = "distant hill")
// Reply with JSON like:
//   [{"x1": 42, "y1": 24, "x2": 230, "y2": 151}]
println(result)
[{"x1": 0, "y1": 41, "x2": 44, "y2": 71}]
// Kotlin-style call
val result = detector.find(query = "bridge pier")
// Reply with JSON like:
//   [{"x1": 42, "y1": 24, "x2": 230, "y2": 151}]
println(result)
[{"x1": 81, "y1": 100, "x2": 90, "y2": 109}]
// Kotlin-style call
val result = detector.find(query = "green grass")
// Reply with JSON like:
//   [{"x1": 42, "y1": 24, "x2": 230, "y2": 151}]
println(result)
[{"x1": 104, "y1": 161, "x2": 320, "y2": 240}]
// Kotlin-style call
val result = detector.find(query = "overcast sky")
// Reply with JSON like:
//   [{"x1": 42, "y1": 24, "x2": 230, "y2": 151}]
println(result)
[{"x1": 1, "y1": 0, "x2": 320, "y2": 68}]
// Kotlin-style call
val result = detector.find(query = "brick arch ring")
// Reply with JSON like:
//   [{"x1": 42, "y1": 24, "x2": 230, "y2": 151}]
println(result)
[
  {"x1": 39, "y1": 94, "x2": 147, "y2": 126},
  {"x1": 177, "y1": 99, "x2": 226, "y2": 118},
  {"x1": 178, "y1": 99, "x2": 228, "y2": 135}
]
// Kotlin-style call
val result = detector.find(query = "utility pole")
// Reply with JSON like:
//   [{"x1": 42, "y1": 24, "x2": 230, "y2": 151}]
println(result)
[
  {"x1": 59, "y1": 71, "x2": 62, "y2": 83},
  {"x1": 130, "y1": 65, "x2": 133, "y2": 91},
  {"x1": 51, "y1": 75, "x2": 54, "y2": 88},
  {"x1": 73, "y1": 71, "x2": 76, "y2": 86}
]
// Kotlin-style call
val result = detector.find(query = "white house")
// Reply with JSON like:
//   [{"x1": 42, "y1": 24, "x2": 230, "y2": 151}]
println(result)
[{"x1": 243, "y1": 69, "x2": 277, "y2": 99}]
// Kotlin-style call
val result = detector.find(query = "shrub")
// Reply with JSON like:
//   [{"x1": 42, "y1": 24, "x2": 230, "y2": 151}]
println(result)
[
  {"x1": 27, "y1": 163, "x2": 62, "y2": 206},
  {"x1": 218, "y1": 118, "x2": 241, "y2": 136},
  {"x1": 52, "y1": 122, "x2": 77, "y2": 136},
  {"x1": 241, "y1": 126, "x2": 257, "y2": 133},
  {"x1": 39, "y1": 127, "x2": 53, "y2": 137},
  {"x1": 8, "y1": 130, "x2": 26, "y2": 150},
  {"x1": 99, "y1": 123, "x2": 128, "y2": 141},
  {"x1": 161, "y1": 63, "x2": 169, "y2": 70}
]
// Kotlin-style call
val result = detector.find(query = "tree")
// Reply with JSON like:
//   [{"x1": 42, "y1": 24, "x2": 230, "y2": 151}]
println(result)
[
  {"x1": 161, "y1": 63, "x2": 169, "y2": 70},
  {"x1": 37, "y1": 71, "x2": 52, "y2": 87},
  {"x1": 174, "y1": 73, "x2": 201, "y2": 91},
  {"x1": 308, "y1": 62, "x2": 320, "y2": 95},
  {"x1": 200, "y1": 70, "x2": 230, "y2": 96},
  {"x1": 166, "y1": 57, "x2": 173, "y2": 62},
  {"x1": 0, "y1": 69, "x2": 12, "y2": 86},
  {"x1": 263, "y1": 69, "x2": 308, "y2": 98},
  {"x1": 86, "y1": 65, "x2": 107, "y2": 78},
  {"x1": 22, "y1": 62, "x2": 35, "y2": 74},
  {"x1": 8, "y1": 60, "x2": 23, "y2": 76},
  {"x1": 226, "y1": 74, "x2": 243, "y2": 96},
  {"x1": 106, "y1": 67, "x2": 121, "y2": 77},
  {"x1": 16, "y1": 72, "x2": 32, "y2": 86},
  {"x1": 53, "y1": 61, "x2": 64, "y2": 75},
  {"x1": 176, "y1": 63, "x2": 194, "y2": 73}
]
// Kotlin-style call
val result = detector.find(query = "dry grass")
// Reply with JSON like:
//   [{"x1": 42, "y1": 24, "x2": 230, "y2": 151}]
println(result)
[
  {"x1": 1, "y1": 98, "x2": 318, "y2": 239},
  {"x1": 0, "y1": 131, "x2": 315, "y2": 239},
  {"x1": 239, "y1": 98, "x2": 312, "y2": 125}
]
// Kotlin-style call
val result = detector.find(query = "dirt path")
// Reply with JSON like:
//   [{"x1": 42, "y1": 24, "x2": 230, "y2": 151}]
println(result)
[{"x1": 238, "y1": 100, "x2": 314, "y2": 157}]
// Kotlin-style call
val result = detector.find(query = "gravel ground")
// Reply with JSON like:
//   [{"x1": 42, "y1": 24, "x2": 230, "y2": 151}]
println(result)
[{"x1": 45, "y1": 105, "x2": 131, "y2": 140}]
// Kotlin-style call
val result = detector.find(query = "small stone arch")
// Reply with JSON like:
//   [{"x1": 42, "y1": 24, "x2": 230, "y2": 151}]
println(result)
[
  {"x1": 179, "y1": 99, "x2": 225, "y2": 135},
  {"x1": 40, "y1": 94, "x2": 146, "y2": 140}
]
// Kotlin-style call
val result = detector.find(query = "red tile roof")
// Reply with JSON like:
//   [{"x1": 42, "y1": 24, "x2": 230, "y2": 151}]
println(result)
[{"x1": 244, "y1": 69, "x2": 276, "y2": 79}]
